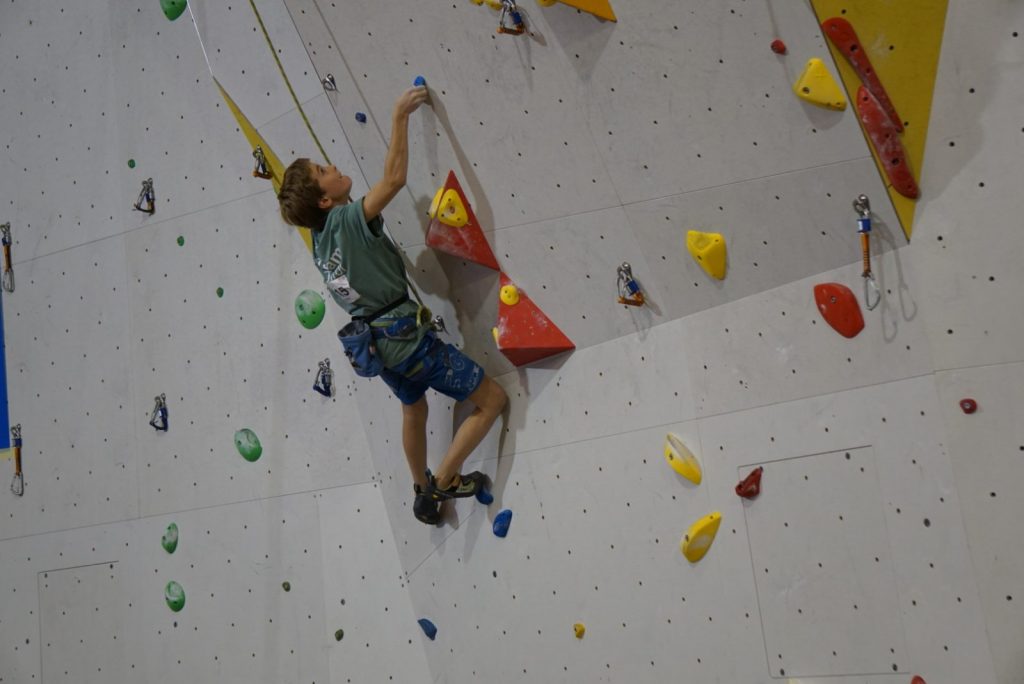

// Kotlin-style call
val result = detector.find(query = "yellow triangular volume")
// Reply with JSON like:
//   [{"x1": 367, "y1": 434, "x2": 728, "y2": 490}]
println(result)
[
  {"x1": 214, "y1": 77, "x2": 313, "y2": 252},
  {"x1": 558, "y1": 0, "x2": 616, "y2": 22},
  {"x1": 680, "y1": 512, "x2": 722, "y2": 563},
  {"x1": 664, "y1": 433, "x2": 702, "y2": 485},
  {"x1": 686, "y1": 230, "x2": 727, "y2": 280},
  {"x1": 793, "y1": 58, "x2": 847, "y2": 111},
  {"x1": 429, "y1": 187, "x2": 469, "y2": 228},
  {"x1": 810, "y1": 0, "x2": 949, "y2": 239}
]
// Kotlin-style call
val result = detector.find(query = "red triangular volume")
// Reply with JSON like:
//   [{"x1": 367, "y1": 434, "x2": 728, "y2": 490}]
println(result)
[
  {"x1": 495, "y1": 272, "x2": 575, "y2": 367},
  {"x1": 425, "y1": 170, "x2": 500, "y2": 270}
]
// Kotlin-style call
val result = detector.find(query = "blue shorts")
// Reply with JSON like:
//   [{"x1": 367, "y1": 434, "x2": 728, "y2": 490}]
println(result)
[{"x1": 379, "y1": 332, "x2": 485, "y2": 405}]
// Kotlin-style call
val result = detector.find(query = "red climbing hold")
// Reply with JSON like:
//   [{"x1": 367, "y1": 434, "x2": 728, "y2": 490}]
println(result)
[
  {"x1": 855, "y1": 86, "x2": 920, "y2": 199},
  {"x1": 494, "y1": 272, "x2": 575, "y2": 367},
  {"x1": 911, "y1": 677, "x2": 927, "y2": 684},
  {"x1": 770, "y1": 39, "x2": 787, "y2": 55},
  {"x1": 960, "y1": 398, "x2": 978, "y2": 414},
  {"x1": 814, "y1": 283, "x2": 865, "y2": 338},
  {"x1": 425, "y1": 170, "x2": 501, "y2": 271},
  {"x1": 736, "y1": 467, "x2": 763, "y2": 500},
  {"x1": 821, "y1": 17, "x2": 903, "y2": 133}
]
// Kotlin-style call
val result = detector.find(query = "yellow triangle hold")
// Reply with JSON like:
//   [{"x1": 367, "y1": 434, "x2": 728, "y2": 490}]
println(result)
[
  {"x1": 686, "y1": 230, "x2": 727, "y2": 280},
  {"x1": 557, "y1": 0, "x2": 616, "y2": 22},
  {"x1": 664, "y1": 433, "x2": 702, "y2": 485},
  {"x1": 810, "y1": 0, "x2": 949, "y2": 239},
  {"x1": 793, "y1": 58, "x2": 847, "y2": 111},
  {"x1": 680, "y1": 511, "x2": 722, "y2": 563},
  {"x1": 429, "y1": 187, "x2": 469, "y2": 228}
]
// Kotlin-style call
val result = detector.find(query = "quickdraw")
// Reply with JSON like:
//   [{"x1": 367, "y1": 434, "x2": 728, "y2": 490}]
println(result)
[
  {"x1": 496, "y1": 0, "x2": 527, "y2": 35},
  {"x1": 133, "y1": 178, "x2": 155, "y2": 215},
  {"x1": 853, "y1": 194, "x2": 881, "y2": 311},
  {"x1": 616, "y1": 262, "x2": 645, "y2": 307},
  {"x1": 313, "y1": 359, "x2": 335, "y2": 397},
  {"x1": 1, "y1": 222, "x2": 13, "y2": 293},
  {"x1": 321, "y1": 74, "x2": 337, "y2": 92},
  {"x1": 10, "y1": 424, "x2": 23, "y2": 496},
  {"x1": 149, "y1": 394, "x2": 169, "y2": 432},
  {"x1": 252, "y1": 146, "x2": 272, "y2": 180}
]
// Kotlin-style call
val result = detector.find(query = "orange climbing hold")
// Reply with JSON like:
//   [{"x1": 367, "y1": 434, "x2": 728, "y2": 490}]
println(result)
[
  {"x1": 814, "y1": 282, "x2": 865, "y2": 338},
  {"x1": 557, "y1": 0, "x2": 616, "y2": 22},
  {"x1": 494, "y1": 272, "x2": 575, "y2": 367},
  {"x1": 425, "y1": 171, "x2": 501, "y2": 270}
]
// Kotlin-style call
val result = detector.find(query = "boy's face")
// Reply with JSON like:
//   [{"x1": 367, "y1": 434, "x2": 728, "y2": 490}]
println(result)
[{"x1": 311, "y1": 162, "x2": 353, "y2": 209}]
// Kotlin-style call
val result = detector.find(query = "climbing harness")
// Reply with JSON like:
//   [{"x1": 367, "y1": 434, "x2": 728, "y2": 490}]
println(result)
[
  {"x1": 10, "y1": 424, "x2": 23, "y2": 496},
  {"x1": 1, "y1": 222, "x2": 14, "y2": 293},
  {"x1": 853, "y1": 194, "x2": 881, "y2": 310},
  {"x1": 252, "y1": 146, "x2": 272, "y2": 179},
  {"x1": 496, "y1": 0, "x2": 528, "y2": 34},
  {"x1": 313, "y1": 359, "x2": 335, "y2": 397},
  {"x1": 616, "y1": 262, "x2": 645, "y2": 307},
  {"x1": 149, "y1": 394, "x2": 169, "y2": 432},
  {"x1": 321, "y1": 74, "x2": 337, "y2": 92},
  {"x1": 134, "y1": 178, "x2": 155, "y2": 215}
]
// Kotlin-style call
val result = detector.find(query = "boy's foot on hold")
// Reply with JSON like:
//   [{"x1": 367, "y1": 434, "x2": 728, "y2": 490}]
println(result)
[
  {"x1": 413, "y1": 484, "x2": 441, "y2": 525},
  {"x1": 426, "y1": 470, "x2": 487, "y2": 501}
]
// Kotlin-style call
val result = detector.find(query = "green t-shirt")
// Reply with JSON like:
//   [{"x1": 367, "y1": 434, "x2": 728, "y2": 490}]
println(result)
[{"x1": 311, "y1": 199, "x2": 427, "y2": 368}]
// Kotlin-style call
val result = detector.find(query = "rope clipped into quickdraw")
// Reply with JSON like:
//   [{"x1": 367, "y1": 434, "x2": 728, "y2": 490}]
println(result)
[
  {"x1": 1, "y1": 222, "x2": 14, "y2": 293},
  {"x1": 149, "y1": 394, "x2": 168, "y2": 432},
  {"x1": 313, "y1": 359, "x2": 335, "y2": 397},
  {"x1": 853, "y1": 194, "x2": 880, "y2": 311},
  {"x1": 616, "y1": 262, "x2": 645, "y2": 307},
  {"x1": 10, "y1": 424, "x2": 23, "y2": 496},
  {"x1": 252, "y1": 146, "x2": 273, "y2": 179},
  {"x1": 134, "y1": 178, "x2": 155, "y2": 215}
]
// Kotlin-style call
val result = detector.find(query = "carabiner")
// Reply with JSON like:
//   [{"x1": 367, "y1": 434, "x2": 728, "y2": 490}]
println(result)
[
  {"x1": 149, "y1": 394, "x2": 169, "y2": 432},
  {"x1": 252, "y1": 146, "x2": 272, "y2": 180},
  {"x1": 133, "y1": 178, "x2": 155, "y2": 215},
  {"x1": 10, "y1": 424, "x2": 23, "y2": 496},
  {"x1": 313, "y1": 359, "x2": 335, "y2": 397},
  {"x1": 1, "y1": 222, "x2": 13, "y2": 293},
  {"x1": 616, "y1": 262, "x2": 645, "y2": 307},
  {"x1": 497, "y1": 0, "x2": 527, "y2": 34},
  {"x1": 853, "y1": 194, "x2": 880, "y2": 311}
]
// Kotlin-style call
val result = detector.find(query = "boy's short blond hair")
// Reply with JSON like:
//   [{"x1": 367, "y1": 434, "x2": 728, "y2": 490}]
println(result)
[{"x1": 278, "y1": 158, "x2": 328, "y2": 231}]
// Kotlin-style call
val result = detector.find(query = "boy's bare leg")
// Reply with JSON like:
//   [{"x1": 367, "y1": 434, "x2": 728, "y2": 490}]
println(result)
[
  {"x1": 402, "y1": 396, "x2": 430, "y2": 490},
  {"x1": 433, "y1": 376, "x2": 508, "y2": 489}
]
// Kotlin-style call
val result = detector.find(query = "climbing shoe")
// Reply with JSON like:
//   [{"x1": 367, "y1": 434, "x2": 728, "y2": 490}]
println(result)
[
  {"x1": 413, "y1": 484, "x2": 441, "y2": 525},
  {"x1": 425, "y1": 469, "x2": 488, "y2": 501}
]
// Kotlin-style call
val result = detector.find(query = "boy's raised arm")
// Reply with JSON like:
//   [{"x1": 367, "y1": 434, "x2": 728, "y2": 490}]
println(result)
[{"x1": 362, "y1": 86, "x2": 428, "y2": 222}]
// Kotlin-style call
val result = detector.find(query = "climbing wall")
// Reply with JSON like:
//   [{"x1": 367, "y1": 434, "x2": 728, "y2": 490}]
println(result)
[{"x1": 0, "y1": 0, "x2": 1021, "y2": 683}]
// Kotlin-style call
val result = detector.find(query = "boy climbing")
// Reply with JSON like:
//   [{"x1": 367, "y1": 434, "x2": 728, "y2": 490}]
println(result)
[{"x1": 277, "y1": 85, "x2": 508, "y2": 525}]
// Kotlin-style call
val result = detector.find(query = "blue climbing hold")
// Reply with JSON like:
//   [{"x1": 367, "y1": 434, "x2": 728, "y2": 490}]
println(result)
[
  {"x1": 493, "y1": 509, "x2": 513, "y2": 538},
  {"x1": 413, "y1": 75, "x2": 427, "y2": 87},
  {"x1": 418, "y1": 618, "x2": 437, "y2": 640},
  {"x1": 355, "y1": 112, "x2": 367, "y2": 123},
  {"x1": 476, "y1": 487, "x2": 494, "y2": 505}
]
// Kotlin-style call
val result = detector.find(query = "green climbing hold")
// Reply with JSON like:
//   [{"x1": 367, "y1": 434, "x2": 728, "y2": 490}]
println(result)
[
  {"x1": 216, "y1": 287, "x2": 224, "y2": 298},
  {"x1": 160, "y1": 0, "x2": 188, "y2": 21},
  {"x1": 282, "y1": 581, "x2": 291, "y2": 592},
  {"x1": 234, "y1": 428, "x2": 263, "y2": 462},
  {"x1": 177, "y1": 236, "x2": 185, "y2": 246},
  {"x1": 165, "y1": 581, "x2": 185, "y2": 612},
  {"x1": 161, "y1": 523, "x2": 179, "y2": 554},
  {"x1": 295, "y1": 290, "x2": 326, "y2": 329},
  {"x1": 128, "y1": 159, "x2": 136, "y2": 169},
  {"x1": 334, "y1": 629, "x2": 344, "y2": 641}
]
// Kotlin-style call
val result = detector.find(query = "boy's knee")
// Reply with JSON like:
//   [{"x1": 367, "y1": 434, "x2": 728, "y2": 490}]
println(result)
[
  {"x1": 484, "y1": 379, "x2": 508, "y2": 415},
  {"x1": 402, "y1": 396, "x2": 428, "y2": 421}
]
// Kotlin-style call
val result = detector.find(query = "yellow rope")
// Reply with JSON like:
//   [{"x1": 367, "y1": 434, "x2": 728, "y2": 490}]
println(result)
[{"x1": 247, "y1": 0, "x2": 331, "y2": 166}]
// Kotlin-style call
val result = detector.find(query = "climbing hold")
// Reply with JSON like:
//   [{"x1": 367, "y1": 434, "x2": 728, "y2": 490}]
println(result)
[
  {"x1": 418, "y1": 618, "x2": 437, "y2": 640},
  {"x1": 821, "y1": 17, "x2": 903, "y2": 132},
  {"x1": 537, "y1": 0, "x2": 558, "y2": 6},
  {"x1": 493, "y1": 509, "x2": 513, "y2": 537},
  {"x1": 686, "y1": 230, "x2": 727, "y2": 280},
  {"x1": 216, "y1": 287, "x2": 224, "y2": 298},
  {"x1": 959, "y1": 398, "x2": 978, "y2": 414},
  {"x1": 334, "y1": 629, "x2": 344, "y2": 641},
  {"x1": 736, "y1": 466, "x2": 763, "y2": 499},
  {"x1": 476, "y1": 487, "x2": 494, "y2": 505},
  {"x1": 573, "y1": 622, "x2": 586, "y2": 638},
  {"x1": 911, "y1": 677, "x2": 926, "y2": 684},
  {"x1": 494, "y1": 272, "x2": 576, "y2": 367},
  {"x1": 164, "y1": 581, "x2": 186, "y2": 612},
  {"x1": 413, "y1": 75, "x2": 427, "y2": 87},
  {"x1": 557, "y1": 0, "x2": 616, "y2": 22},
  {"x1": 355, "y1": 112, "x2": 367, "y2": 123},
  {"x1": 160, "y1": 0, "x2": 188, "y2": 21},
  {"x1": 176, "y1": 236, "x2": 184, "y2": 246},
  {"x1": 500, "y1": 285, "x2": 520, "y2": 306},
  {"x1": 491, "y1": 327, "x2": 500, "y2": 345},
  {"x1": 428, "y1": 187, "x2": 469, "y2": 228},
  {"x1": 282, "y1": 581, "x2": 291, "y2": 592},
  {"x1": 680, "y1": 512, "x2": 722, "y2": 563},
  {"x1": 770, "y1": 39, "x2": 787, "y2": 54},
  {"x1": 814, "y1": 283, "x2": 865, "y2": 338},
  {"x1": 855, "y1": 85, "x2": 920, "y2": 199},
  {"x1": 127, "y1": 159, "x2": 136, "y2": 169},
  {"x1": 161, "y1": 523, "x2": 179, "y2": 554},
  {"x1": 664, "y1": 433, "x2": 702, "y2": 485},
  {"x1": 295, "y1": 289, "x2": 326, "y2": 329},
  {"x1": 425, "y1": 171, "x2": 500, "y2": 270},
  {"x1": 234, "y1": 428, "x2": 263, "y2": 462},
  {"x1": 793, "y1": 58, "x2": 847, "y2": 110}
]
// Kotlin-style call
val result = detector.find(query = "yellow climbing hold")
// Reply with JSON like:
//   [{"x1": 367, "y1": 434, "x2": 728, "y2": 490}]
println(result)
[
  {"x1": 573, "y1": 623, "x2": 586, "y2": 638},
  {"x1": 500, "y1": 285, "x2": 520, "y2": 306},
  {"x1": 664, "y1": 433, "x2": 702, "y2": 485},
  {"x1": 680, "y1": 511, "x2": 722, "y2": 563},
  {"x1": 492, "y1": 327, "x2": 500, "y2": 344},
  {"x1": 686, "y1": 231, "x2": 727, "y2": 280},
  {"x1": 536, "y1": 0, "x2": 558, "y2": 6},
  {"x1": 793, "y1": 58, "x2": 847, "y2": 111},
  {"x1": 428, "y1": 187, "x2": 469, "y2": 228}
]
